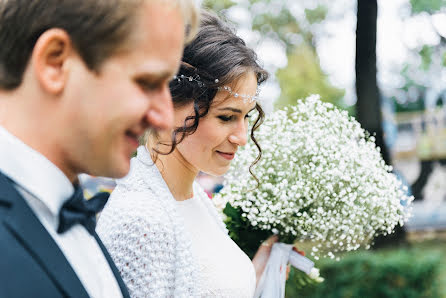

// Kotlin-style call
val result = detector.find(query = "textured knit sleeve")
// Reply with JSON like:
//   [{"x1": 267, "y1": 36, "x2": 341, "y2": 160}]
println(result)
[{"x1": 96, "y1": 191, "x2": 177, "y2": 298}]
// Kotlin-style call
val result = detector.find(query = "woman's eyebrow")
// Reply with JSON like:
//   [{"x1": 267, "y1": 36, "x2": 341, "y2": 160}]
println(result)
[
  {"x1": 217, "y1": 107, "x2": 256, "y2": 113},
  {"x1": 217, "y1": 107, "x2": 242, "y2": 113}
]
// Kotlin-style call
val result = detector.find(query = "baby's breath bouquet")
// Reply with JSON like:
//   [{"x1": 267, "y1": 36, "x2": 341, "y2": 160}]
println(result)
[{"x1": 215, "y1": 95, "x2": 413, "y2": 261}]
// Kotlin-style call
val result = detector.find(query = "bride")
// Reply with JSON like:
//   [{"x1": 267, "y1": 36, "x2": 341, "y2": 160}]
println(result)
[{"x1": 97, "y1": 10, "x2": 276, "y2": 297}]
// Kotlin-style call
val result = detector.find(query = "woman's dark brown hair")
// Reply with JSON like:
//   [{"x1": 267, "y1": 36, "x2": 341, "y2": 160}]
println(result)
[{"x1": 150, "y1": 9, "x2": 268, "y2": 178}]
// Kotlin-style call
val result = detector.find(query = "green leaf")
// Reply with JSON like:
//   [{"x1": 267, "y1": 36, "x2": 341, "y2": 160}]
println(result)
[
  {"x1": 202, "y1": 0, "x2": 237, "y2": 11},
  {"x1": 275, "y1": 45, "x2": 345, "y2": 109},
  {"x1": 419, "y1": 45, "x2": 433, "y2": 70},
  {"x1": 223, "y1": 202, "x2": 241, "y2": 221},
  {"x1": 223, "y1": 204, "x2": 272, "y2": 258},
  {"x1": 305, "y1": 5, "x2": 328, "y2": 24},
  {"x1": 410, "y1": 0, "x2": 446, "y2": 14}
]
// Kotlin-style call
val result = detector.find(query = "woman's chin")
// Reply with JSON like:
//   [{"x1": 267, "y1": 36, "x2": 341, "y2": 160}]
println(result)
[{"x1": 202, "y1": 166, "x2": 229, "y2": 177}]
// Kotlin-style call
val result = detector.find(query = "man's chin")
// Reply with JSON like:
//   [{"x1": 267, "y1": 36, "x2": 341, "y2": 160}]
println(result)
[
  {"x1": 101, "y1": 158, "x2": 131, "y2": 179},
  {"x1": 114, "y1": 163, "x2": 131, "y2": 179}
]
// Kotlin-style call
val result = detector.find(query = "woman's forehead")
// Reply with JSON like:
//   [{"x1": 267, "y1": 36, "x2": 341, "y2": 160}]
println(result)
[
  {"x1": 211, "y1": 94, "x2": 256, "y2": 111},
  {"x1": 211, "y1": 72, "x2": 258, "y2": 109}
]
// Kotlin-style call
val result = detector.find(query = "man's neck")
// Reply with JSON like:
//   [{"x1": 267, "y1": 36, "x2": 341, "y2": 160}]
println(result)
[{"x1": 0, "y1": 98, "x2": 77, "y2": 183}]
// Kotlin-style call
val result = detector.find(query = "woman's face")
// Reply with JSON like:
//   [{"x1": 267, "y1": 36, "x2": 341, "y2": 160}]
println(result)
[{"x1": 173, "y1": 71, "x2": 258, "y2": 176}]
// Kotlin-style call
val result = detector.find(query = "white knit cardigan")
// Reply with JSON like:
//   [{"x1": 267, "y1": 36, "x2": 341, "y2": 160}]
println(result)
[{"x1": 96, "y1": 146, "x2": 228, "y2": 298}]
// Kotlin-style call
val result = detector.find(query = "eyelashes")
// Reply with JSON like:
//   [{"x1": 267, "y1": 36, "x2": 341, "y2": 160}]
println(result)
[
  {"x1": 218, "y1": 115, "x2": 233, "y2": 122},
  {"x1": 217, "y1": 114, "x2": 252, "y2": 122}
]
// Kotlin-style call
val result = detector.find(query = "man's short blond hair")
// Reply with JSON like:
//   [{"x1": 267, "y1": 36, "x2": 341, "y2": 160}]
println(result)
[
  {"x1": 0, "y1": 0, "x2": 199, "y2": 90},
  {"x1": 170, "y1": 0, "x2": 200, "y2": 44}
]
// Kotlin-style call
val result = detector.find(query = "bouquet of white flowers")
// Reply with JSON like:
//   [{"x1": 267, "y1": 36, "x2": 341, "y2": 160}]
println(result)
[{"x1": 215, "y1": 95, "x2": 413, "y2": 261}]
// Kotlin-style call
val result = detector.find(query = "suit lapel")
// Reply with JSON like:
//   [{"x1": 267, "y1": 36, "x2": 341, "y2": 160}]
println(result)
[
  {"x1": 0, "y1": 172, "x2": 89, "y2": 298},
  {"x1": 94, "y1": 232, "x2": 130, "y2": 298}
]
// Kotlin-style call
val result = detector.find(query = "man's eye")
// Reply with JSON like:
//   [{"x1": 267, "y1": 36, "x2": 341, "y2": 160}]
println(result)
[
  {"x1": 137, "y1": 79, "x2": 161, "y2": 91},
  {"x1": 218, "y1": 115, "x2": 233, "y2": 122}
]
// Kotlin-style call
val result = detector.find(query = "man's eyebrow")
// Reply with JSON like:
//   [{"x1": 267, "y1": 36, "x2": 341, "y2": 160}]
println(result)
[{"x1": 136, "y1": 71, "x2": 174, "y2": 81}]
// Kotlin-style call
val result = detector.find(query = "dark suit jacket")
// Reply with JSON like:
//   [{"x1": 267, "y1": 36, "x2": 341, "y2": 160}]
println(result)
[{"x1": 0, "y1": 171, "x2": 130, "y2": 298}]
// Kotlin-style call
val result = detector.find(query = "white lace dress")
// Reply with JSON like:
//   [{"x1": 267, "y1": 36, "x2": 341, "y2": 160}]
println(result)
[{"x1": 96, "y1": 146, "x2": 256, "y2": 297}]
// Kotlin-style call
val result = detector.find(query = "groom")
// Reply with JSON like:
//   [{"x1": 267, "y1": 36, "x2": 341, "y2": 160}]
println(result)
[{"x1": 0, "y1": 0, "x2": 198, "y2": 297}]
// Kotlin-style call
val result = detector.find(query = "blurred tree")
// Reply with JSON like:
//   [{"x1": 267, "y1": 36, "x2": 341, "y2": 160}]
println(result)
[
  {"x1": 276, "y1": 44, "x2": 344, "y2": 109},
  {"x1": 395, "y1": 0, "x2": 446, "y2": 107},
  {"x1": 202, "y1": 0, "x2": 235, "y2": 11},
  {"x1": 355, "y1": 0, "x2": 390, "y2": 164},
  {"x1": 392, "y1": 65, "x2": 426, "y2": 113},
  {"x1": 356, "y1": 0, "x2": 407, "y2": 248},
  {"x1": 305, "y1": 5, "x2": 329, "y2": 25},
  {"x1": 202, "y1": 0, "x2": 346, "y2": 109},
  {"x1": 400, "y1": 0, "x2": 446, "y2": 202},
  {"x1": 410, "y1": 0, "x2": 446, "y2": 13}
]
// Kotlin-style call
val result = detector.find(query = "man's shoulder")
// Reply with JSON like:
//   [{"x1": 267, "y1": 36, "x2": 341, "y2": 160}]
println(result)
[
  {"x1": 0, "y1": 222, "x2": 34, "y2": 264},
  {"x1": 0, "y1": 223, "x2": 63, "y2": 297}
]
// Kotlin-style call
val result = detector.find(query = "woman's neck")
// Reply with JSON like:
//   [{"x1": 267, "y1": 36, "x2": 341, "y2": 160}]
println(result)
[{"x1": 154, "y1": 149, "x2": 198, "y2": 201}]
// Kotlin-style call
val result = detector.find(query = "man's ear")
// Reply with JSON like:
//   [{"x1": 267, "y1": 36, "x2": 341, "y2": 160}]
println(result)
[{"x1": 31, "y1": 28, "x2": 73, "y2": 95}]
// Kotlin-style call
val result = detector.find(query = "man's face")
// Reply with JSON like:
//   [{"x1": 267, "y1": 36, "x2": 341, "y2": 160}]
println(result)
[{"x1": 62, "y1": 1, "x2": 184, "y2": 178}]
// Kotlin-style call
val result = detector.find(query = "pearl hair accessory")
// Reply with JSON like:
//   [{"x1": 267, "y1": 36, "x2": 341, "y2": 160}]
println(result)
[{"x1": 173, "y1": 74, "x2": 260, "y2": 103}]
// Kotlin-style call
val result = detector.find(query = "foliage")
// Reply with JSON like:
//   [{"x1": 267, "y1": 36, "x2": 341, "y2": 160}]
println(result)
[
  {"x1": 410, "y1": 0, "x2": 446, "y2": 14},
  {"x1": 200, "y1": 0, "x2": 346, "y2": 109},
  {"x1": 393, "y1": 97, "x2": 426, "y2": 113},
  {"x1": 251, "y1": 9, "x2": 309, "y2": 51},
  {"x1": 223, "y1": 203, "x2": 271, "y2": 259},
  {"x1": 275, "y1": 45, "x2": 345, "y2": 109},
  {"x1": 286, "y1": 246, "x2": 443, "y2": 298},
  {"x1": 390, "y1": 0, "x2": 446, "y2": 108},
  {"x1": 202, "y1": 0, "x2": 236, "y2": 11},
  {"x1": 305, "y1": 5, "x2": 329, "y2": 25},
  {"x1": 419, "y1": 45, "x2": 434, "y2": 71}
]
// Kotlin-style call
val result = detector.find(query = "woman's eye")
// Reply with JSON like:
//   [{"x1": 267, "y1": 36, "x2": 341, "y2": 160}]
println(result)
[
  {"x1": 218, "y1": 115, "x2": 233, "y2": 122},
  {"x1": 245, "y1": 113, "x2": 252, "y2": 119}
]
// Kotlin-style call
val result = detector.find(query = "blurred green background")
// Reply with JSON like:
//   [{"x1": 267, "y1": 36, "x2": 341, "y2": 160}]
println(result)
[
  {"x1": 84, "y1": 0, "x2": 446, "y2": 296},
  {"x1": 200, "y1": 0, "x2": 446, "y2": 296}
]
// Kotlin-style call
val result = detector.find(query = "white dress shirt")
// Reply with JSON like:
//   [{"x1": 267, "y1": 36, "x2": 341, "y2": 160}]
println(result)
[{"x1": 0, "y1": 125, "x2": 122, "y2": 298}]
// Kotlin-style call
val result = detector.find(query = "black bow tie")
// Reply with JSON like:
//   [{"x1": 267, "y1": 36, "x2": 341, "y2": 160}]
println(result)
[{"x1": 57, "y1": 186, "x2": 110, "y2": 235}]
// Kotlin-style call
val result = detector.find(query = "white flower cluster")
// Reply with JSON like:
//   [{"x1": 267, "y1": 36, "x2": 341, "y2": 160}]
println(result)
[
  {"x1": 216, "y1": 95, "x2": 413, "y2": 259},
  {"x1": 308, "y1": 268, "x2": 324, "y2": 283}
]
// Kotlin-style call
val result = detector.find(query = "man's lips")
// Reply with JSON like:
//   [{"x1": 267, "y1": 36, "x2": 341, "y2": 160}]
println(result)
[
  {"x1": 125, "y1": 130, "x2": 143, "y2": 148},
  {"x1": 216, "y1": 151, "x2": 235, "y2": 160}
]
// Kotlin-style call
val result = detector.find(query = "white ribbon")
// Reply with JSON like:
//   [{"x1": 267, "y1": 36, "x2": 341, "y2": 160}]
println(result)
[{"x1": 254, "y1": 242, "x2": 314, "y2": 298}]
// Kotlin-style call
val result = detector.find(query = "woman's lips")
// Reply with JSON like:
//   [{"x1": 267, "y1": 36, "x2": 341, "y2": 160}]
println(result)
[{"x1": 217, "y1": 151, "x2": 235, "y2": 160}]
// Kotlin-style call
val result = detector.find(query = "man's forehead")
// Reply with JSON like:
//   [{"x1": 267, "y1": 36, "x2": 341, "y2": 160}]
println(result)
[
  {"x1": 122, "y1": 1, "x2": 184, "y2": 76},
  {"x1": 134, "y1": 61, "x2": 177, "y2": 78}
]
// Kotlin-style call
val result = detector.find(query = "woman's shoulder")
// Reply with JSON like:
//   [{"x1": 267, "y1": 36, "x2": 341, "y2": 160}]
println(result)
[{"x1": 97, "y1": 186, "x2": 173, "y2": 236}]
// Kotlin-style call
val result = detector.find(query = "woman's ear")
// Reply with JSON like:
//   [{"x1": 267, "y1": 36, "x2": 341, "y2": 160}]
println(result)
[{"x1": 31, "y1": 28, "x2": 73, "y2": 95}]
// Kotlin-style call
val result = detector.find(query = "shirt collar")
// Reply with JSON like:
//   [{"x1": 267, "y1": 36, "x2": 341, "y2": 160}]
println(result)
[{"x1": 0, "y1": 125, "x2": 74, "y2": 215}]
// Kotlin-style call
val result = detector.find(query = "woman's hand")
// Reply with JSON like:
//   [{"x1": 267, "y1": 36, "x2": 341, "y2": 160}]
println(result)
[
  {"x1": 252, "y1": 237, "x2": 306, "y2": 285},
  {"x1": 251, "y1": 235, "x2": 278, "y2": 286},
  {"x1": 293, "y1": 245, "x2": 305, "y2": 256}
]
